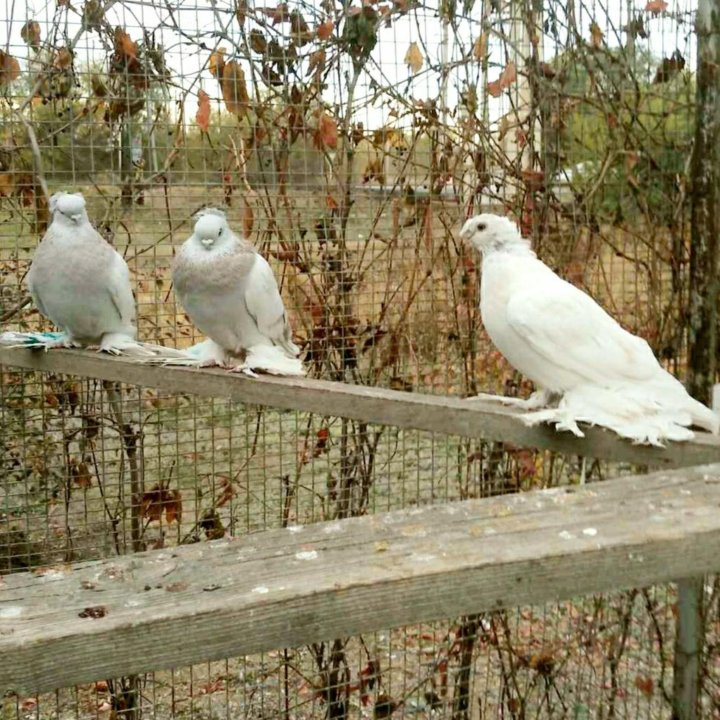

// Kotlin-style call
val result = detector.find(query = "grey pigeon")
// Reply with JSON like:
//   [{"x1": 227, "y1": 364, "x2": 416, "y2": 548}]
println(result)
[
  {"x1": 170, "y1": 208, "x2": 303, "y2": 376},
  {"x1": 23, "y1": 191, "x2": 148, "y2": 354},
  {"x1": 461, "y1": 213, "x2": 718, "y2": 445}
]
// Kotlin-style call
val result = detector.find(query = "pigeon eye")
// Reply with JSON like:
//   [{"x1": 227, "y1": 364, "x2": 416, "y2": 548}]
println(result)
[
  {"x1": 477, "y1": 223, "x2": 487, "y2": 231},
  {"x1": 217, "y1": 229, "x2": 222, "y2": 238}
]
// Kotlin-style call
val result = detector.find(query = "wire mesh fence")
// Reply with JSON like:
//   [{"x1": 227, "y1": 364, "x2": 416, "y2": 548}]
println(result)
[{"x1": 1, "y1": 0, "x2": 717, "y2": 716}]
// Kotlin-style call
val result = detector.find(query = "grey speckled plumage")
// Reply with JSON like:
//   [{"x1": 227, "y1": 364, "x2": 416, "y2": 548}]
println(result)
[
  {"x1": 170, "y1": 208, "x2": 303, "y2": 376},
  {"x1": 23, "y1": 191, "x2": 148, "y2": 353}
]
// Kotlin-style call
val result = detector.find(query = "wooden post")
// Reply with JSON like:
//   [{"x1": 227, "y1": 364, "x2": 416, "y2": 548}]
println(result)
[
  {"x1": 686, "y1": 0, "x2": 720, "y2": 402},
  {"x1": 673, "y1": 577, "x2": 703, "y2": 720},
  {"x1": 675, "y1": 0, "x2": 720, "y2": 714}
]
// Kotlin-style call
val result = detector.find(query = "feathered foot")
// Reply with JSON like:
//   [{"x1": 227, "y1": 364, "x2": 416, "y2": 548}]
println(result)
[
  {"x1": 138, "y1": 339, "x2": 226, "y2": 367},
  {"x1": 96, "y1": 333, "x2": 161, "y2": 358},
  {"x1": 233, "y1": 345, "x2": 305, "y2": 377},
  {"x1": 521, "y1": 408, "x2": 586, "y2": 438},
  {"x1": 0, "y1": 331, "x2": 80, "y2": 350},
  {"x1": 467, "y1": 389, "x2": 555, "y2": 410}
]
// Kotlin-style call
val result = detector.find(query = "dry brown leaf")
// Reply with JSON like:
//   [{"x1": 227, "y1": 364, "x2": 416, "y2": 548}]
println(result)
[
  {"x1": 53, "y1": 47, "x2": 73, "y2": 69},
  {"x1": 21, "y1": 21, "x2": 41, "y2": 50},
  {"x1": 73, "y1": 461, "x2": 93, "y2": 488},
  {"x1": 113, "y1": 27, "x2": 138, "y2": 61},
  {"x1": 589, "y1": 21, "x2": 603, "y2": 48},
  {"x1": 259, "y1": 3, "x2": 289, "y2": 24},
  {"x1": 472, "y1": 33, "x2": 487, "y2": 62},
  {"x1": 235, "y1": 0, "x2": 248, "y2": 25},
  {"x1": 242, "y1": 197, "x2": 254, "y2": 236},
  {"x1": 404, "y1": 41, "x2": 423, "y2": 74},
  {"x1": 0, "y1": 51, "x2": 20, "y2": 86},
  {"x1": 0, "y1": 172, "x2": 14, "y2": 196},
  {"x1": 196, "y1": 89, "x2": 211, "y2": 132},
  {"x1": 249, "y1": 28, "x2": 268, "y2": 54},
  {"x1": 487, "y1": 61, "x2": 516, "y2": 97},
  {"x1": 208, "y1": 48, "x2": 226, "y2": 78},
  {"x1": 634, "y1": 675, "x2": 654, "y2": 698},
  {"x1": 645, "y1": 0, "x2": 667, "y2": 13},
  {"x1": 308, "y1": 48, "x2": 326, "y2": 75},
  {"x1": 90, "y1": 73, "x2": 108, "y2": 97},
  {"x1": 290, "y1": 9, "x2": 310, "y2": 39},
  {"x1": 165, "y1": 490, "x2": 182, "y2": 524},
  {"x1": 314, "y1": 112, "x2": 338, "y2": 149},
  {"x1": 316, "y1": 19, "x2": 334, "y2": 40},
  {"x1": 221, "y1": 60, "x2": 249, "y2": 116}
]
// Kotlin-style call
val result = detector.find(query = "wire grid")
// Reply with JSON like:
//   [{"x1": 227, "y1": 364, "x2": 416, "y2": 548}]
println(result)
[{"x1": 0, "y1": 0, "x2": 712, "y2": 716}]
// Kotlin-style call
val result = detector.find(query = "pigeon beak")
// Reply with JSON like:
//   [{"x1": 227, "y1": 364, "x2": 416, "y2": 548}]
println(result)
[
  {"x1": 70, "y1": 214, "x2": 82, "y2": 223},
  {"x1": 200, "y1": 238, "x2": 214, "y2": 248}
]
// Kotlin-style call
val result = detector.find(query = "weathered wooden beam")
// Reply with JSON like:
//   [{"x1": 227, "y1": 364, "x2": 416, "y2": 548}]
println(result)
[
  {"x1": 2, "y1": 347, "x2": 720, "y2": 468},
  {"x1": 3, "y1": 463, "x2": 720, "y2": 696}
]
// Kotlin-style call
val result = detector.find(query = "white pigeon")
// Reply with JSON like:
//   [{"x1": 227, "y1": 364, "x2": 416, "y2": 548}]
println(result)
[
  {"x1": 460, "y1": 213, "x2": 719, "y2": 445},
  {"x1": 167, "y1": 208, "x2": 304, "y2": 376},
  {"x1": 3, "y1": 191, "x2": 152, "y2": 356}
]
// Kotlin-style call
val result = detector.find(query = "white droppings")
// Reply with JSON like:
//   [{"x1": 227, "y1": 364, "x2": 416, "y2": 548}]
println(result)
[
  {"x1": 252, "y1": 586, "x2": 270, "y2": 594},
  {"x1": 680, "y1": 489, "x2": 692, "y2": 496},
  {"x1": 485, "y1": 527, "x2": 497, "y2": 535},
  {"x1": 323, "y1": 523, "x2": 344, "y2": 534},
  {"x1": 410, "y1": 553, "x2": 436, "y2": 563},
  {"x1": 38, "y1": 569, "x2": 67, "y2": 581},
  {"x1": 124, "y1": 599, "x2": 142, "y2": 607},
  {"x1": 295, "y1": 550, "x2": 319, "y2": 561},
  {"x1": 558, "y1": 530, "x2": 574, "y2": 540},
  {"x1": 287, "y1": 524, "x2": 304, "y2": 534},
  {"x1": 0, "y1": 606, "x2": 23, "y2": 619},
  {"x1": 582, "y1": 527, "x2": 598, "y2": 537},
  {"x1": 535, "y1": 501, "x2": 544, "y2": 509}
]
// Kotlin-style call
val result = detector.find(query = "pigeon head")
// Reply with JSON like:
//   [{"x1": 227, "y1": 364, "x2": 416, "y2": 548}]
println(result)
[
  {"x1": 460, "y1": 214, "x2": 529, "y2": 255},
  {"x1": 50, "y1": 192, "x2": 88, "y2": 226},
  {"x1": 192, "y1": 209, "x2": 231, "y2": 251}
]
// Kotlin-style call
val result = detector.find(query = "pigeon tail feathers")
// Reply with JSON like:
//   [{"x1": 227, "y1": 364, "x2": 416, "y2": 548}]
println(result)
[{"x1": 527, "y1": 383, "x2": 717, "y2": 446}]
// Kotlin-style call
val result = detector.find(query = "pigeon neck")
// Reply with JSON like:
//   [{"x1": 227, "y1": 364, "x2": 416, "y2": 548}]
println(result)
[{"x1": 483, "y1": 237, "x2": 534, "y2": 257}]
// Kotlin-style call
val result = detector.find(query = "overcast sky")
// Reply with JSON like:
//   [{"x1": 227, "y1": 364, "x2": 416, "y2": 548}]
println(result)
[{"x1": 2, "y1": 0, "x2": 698, "y2": 130}]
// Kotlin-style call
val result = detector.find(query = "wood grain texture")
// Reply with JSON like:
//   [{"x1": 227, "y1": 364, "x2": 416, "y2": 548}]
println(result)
[
  {"x1": 2, "y1": 347, "x2": 720, "y2": 467},
  {"x1": 3, "y1": 463, "x2": 720, "y2": 695}
]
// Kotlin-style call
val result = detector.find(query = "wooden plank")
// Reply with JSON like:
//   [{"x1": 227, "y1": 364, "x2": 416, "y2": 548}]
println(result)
[
  {"x1": 3, "y1": 463, "x2": 720, "y2": 696},
  {"x1": 2, "y1": 347, "x2": 720, "y2": 467}
]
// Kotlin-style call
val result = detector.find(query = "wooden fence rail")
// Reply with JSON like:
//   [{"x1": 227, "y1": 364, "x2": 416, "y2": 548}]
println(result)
[
  {"x1": 2, "y1": 347, "x2": 720, "y2": 468},
  {"x1": 3, "y1": 463, "x2": 720, "y2": 696}
]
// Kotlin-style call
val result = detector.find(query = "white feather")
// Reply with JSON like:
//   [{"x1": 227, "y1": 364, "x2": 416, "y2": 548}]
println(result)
[{"x1": 460, "y1": 213, "x2": 719, "y2": 445}]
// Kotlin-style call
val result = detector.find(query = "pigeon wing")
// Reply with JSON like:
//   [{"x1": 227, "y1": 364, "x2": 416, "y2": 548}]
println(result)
[
  {"x1": 243, "y1": 253, "x2": 294, "y2": 348},
  {"x1": 505, "y1": 276, "x2": 659, "y2": 386},
  {"x1": 105, "y1": 249, "x2": 137, "y2": 328},
  {"x1": 26, "y1": 267, "x2": 49, "y2": 318}
]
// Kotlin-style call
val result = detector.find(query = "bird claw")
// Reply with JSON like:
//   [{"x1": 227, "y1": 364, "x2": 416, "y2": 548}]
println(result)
[
  {"x1": 521, "y1": 409, "x2": 586, "y2": 438},
  {"x1": 467, "y1": 390, "x2": 552, "y2": 410},
  {"x1": 228, "y1": 364, "x2": 259, "y2": 377}
]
